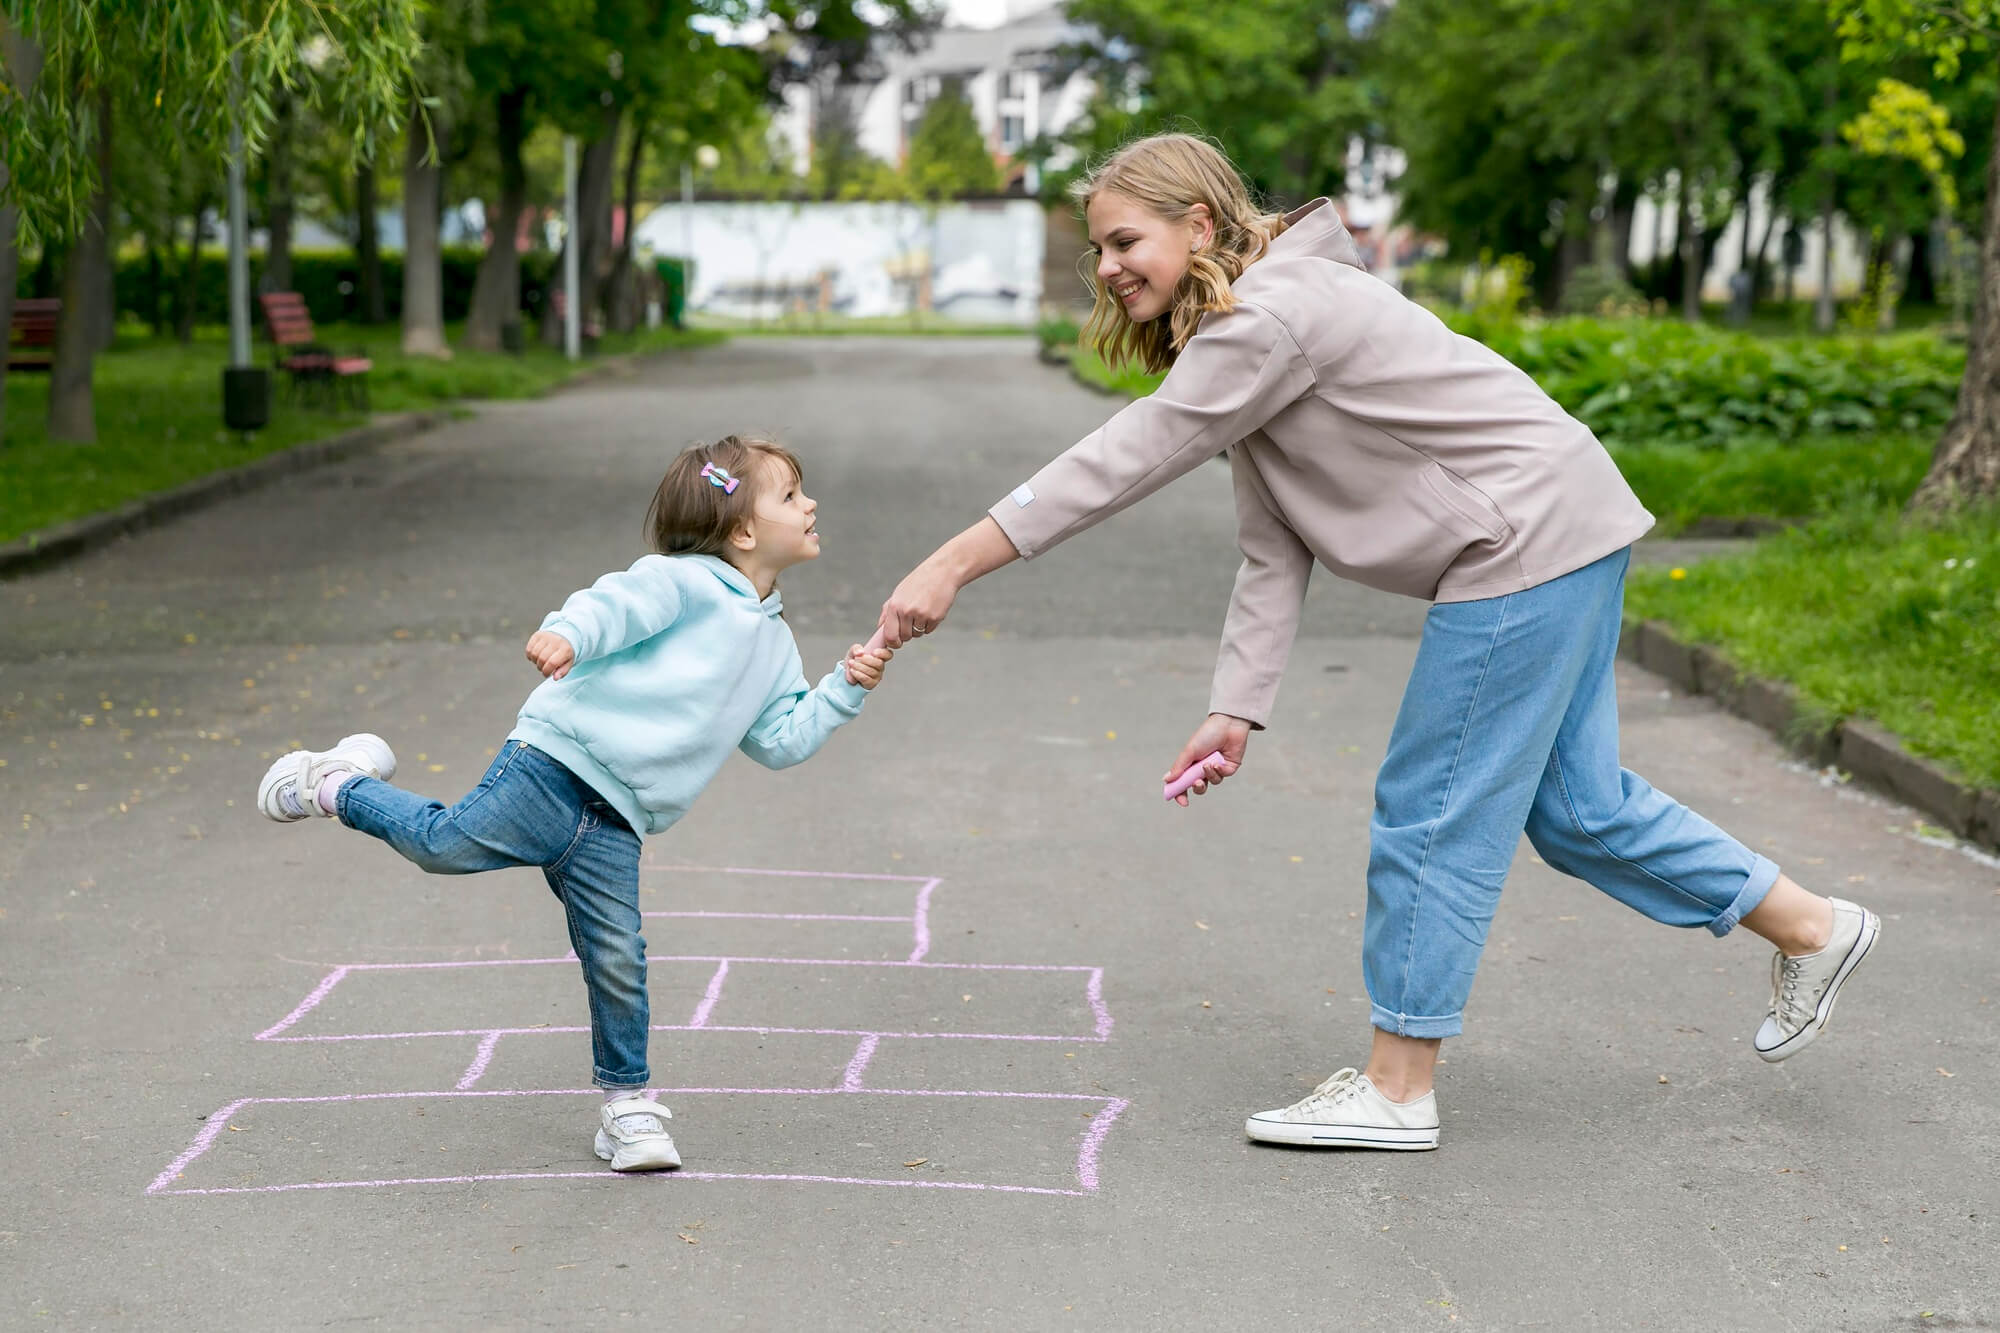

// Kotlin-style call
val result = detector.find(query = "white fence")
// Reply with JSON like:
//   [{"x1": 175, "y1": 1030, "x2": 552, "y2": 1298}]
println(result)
[{"x1": 631, "y1": 198, "x2": 1048, "y2": 324}]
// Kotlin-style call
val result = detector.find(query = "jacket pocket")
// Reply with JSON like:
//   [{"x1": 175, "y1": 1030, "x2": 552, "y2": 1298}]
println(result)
[{"x1": 1418, "y1": 463, "x2": 1509, "y2": 543}]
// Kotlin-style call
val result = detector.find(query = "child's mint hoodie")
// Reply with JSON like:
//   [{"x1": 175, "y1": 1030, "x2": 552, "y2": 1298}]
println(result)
[{"x1": 507, "y1": 553, "x2": 867, "y2": 836}]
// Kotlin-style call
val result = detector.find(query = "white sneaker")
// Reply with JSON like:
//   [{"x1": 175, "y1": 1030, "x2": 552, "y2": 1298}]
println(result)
[
  {"x1": 594, "y1": 1096, "x2": 681, "y2": 1172},
  {"x1": 257, "y1": 733, "x2": 397, "y2": 822},
  {"x1": 1754, "y1": 897, "x2": 1880, "y2": 1063},
  {"x1": 1245, "y1": 1067, "x2": 1440, "y2": 1150}
]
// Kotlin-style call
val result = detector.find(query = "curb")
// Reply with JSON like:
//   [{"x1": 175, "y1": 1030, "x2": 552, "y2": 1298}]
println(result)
[
  {"x1": 1620, "y1": 618, "x2": 2000, "y2": 855},
  {"x1": 0, "y1": 409, "x2": 457, "y2": 581}
]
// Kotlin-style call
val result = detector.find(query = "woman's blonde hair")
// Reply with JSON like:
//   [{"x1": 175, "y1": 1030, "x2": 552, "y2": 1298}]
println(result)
[{"x1": 1071, "y1": 133, "x2": 1288, "y2": 374}]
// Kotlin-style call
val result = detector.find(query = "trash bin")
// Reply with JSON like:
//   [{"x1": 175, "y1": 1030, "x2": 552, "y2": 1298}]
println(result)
[{"x1": 654, "y1": 257, "x2": 690, "y2": 328}]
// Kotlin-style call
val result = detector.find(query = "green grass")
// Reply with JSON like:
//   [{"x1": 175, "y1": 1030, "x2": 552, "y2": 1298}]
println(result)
[
  {"x1": 1607, "y1": 434, "x2": 1933, "y2": 534},
  {"x1": 0, "y1": 320, "x2": 723, "y2": 544},
  {"x1": 692, "y1": 312, "x2": 1031, "y2": 337},
  {"x1": 1627, "y1": 506, "x2": 2000, "y2": 788}
]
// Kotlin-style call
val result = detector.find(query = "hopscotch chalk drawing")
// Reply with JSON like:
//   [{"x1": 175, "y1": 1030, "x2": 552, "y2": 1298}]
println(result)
[{"x1": 150, "y1": 864, "x2": 1127, "y2": 1197}]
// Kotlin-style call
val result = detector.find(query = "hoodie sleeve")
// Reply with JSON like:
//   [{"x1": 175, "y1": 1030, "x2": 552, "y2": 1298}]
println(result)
[
  {"x1": 737, "y1": 654, "x2": 869, "y2": 770},
  {"x1": 987, "y1": 300, "x2": 1316, "y2": 559},
  {"x1": 538, "y1": 554, "x2": 688, "y2": 663},
  {"x1": 1210, "y1": 446, "x2": 1314, "y2": 728}
]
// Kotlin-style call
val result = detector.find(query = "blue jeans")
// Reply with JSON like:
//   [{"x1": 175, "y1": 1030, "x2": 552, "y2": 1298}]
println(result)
[
  {"x1": 337, "y1": 741, "x2": 650, "y2": 1089},
  {"x1": 1366, "y1": 548, "x2": 1778, "y2": 1039}
]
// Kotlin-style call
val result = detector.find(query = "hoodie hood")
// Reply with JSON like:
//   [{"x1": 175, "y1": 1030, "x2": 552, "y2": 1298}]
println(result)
[
  {"x1": 685, "y1": 553, "x2": 784, "y2": 618},
  {"x1": 1266, "y1": 198, "x2": 1366, "y2": 271}
]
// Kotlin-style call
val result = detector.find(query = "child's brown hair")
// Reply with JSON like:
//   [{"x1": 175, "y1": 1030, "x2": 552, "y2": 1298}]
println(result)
[{"x1": 645, "y1": 434, "x2": 803, "y2": 558}]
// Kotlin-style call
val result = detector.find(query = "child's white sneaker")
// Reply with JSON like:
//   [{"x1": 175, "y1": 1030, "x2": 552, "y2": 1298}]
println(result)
[
  {"x1": 1754, "y1": 897, "x2": 1880, "y2": 1062},
  {"x1": 257, "y1": 733, "x2": 397, "y2": 822},
  {"x1": 1245, "y1": 1067, "x2": 1441, "y2": 1150},
  {"x1": 595, "y1": 1096, "x2": 681, "y2": 1172}
]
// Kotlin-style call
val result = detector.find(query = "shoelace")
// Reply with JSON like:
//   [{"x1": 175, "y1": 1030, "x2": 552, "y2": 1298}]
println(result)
[
  {"x1": 1294, "y1": 1067, "x2": 1366, "y2": 1116},
  {"x1": 1767, "y1": 952, "x2": 1818, "y2": 1030}
]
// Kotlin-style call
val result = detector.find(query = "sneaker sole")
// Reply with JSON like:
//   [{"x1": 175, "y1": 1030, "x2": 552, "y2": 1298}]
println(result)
[
  {"x1": 593, "y1": 1127, "x2": 681, "y2": 1172},
  {"x1": 1244, "y1": 1118, "x2": 1439, "y2": 1150},
  {"x1": 1755, "y1": 909, "x2": 1880, "y2": 1063}
]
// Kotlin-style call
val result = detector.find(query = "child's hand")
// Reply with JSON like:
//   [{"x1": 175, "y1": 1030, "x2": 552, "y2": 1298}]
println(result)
[
  {"x1": 525, "y1": 630, "x2": 575, "y2": 680},
  {"x1": 844, "y1": 643, "x2": 892, "y2": 690}
]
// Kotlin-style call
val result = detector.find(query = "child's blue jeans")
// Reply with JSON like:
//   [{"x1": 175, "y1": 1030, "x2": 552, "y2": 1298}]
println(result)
[
  {"x1": 337, "y1": 740, "x2": 650, "y2": 1089},
  {"x1": 1365, "y1": 547, "x2": 1780, "y2": 1038}
]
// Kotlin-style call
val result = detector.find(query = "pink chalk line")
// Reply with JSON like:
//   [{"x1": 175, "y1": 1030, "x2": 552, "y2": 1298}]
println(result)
[
  {"x1": 644, "y1": 912, "x2": 909, "y2": 923},
  {"x1": 840, "y1": 1035, "x2": 880, "y2": 1091},
  {"x1": 148, "y1": 1087, "x2": 1130, "y2": 1199},
  {"x1": 256, "y1": 956, "x2": 1112, "y2": 1045},
  {"x1": 908, "y1": 879, "x2": 939, "y2": 963},
  {"x1": 456, "y1": 1032, "x2": 504, "y2": 1090},
  {"x1": 687, "y1": 960, "x2": 729, "y2": 1028},
  {"x1": 641, "y1": 863, "x2": 935, "y2": 883},
  {"x1": 268, "y1": 1023, "x2": 1108, "y2": 1044}
]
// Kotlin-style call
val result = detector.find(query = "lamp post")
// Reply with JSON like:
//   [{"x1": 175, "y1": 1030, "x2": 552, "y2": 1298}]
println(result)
[
  {"x1": 562, "y1": 135, "x2": 580, "y2": 361},
  {"x1": 678, "y1": 144, "x2": 717, "y2": 314},
  {"x1": 221, "y1": 48, "x2": 270, "y2": 431}
]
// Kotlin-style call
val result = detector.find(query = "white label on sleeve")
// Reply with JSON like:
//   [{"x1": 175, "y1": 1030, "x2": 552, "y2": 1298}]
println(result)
[{"x1": 1011, "y1": 484, "x2": 1036, "y2": 508}]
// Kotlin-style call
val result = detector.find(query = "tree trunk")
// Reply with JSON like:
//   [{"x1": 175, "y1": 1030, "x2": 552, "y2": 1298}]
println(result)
[
  {"x1": 1876, "y1": 228, "x2": 1903, "y2": 331},
  {"x1": 174, "y1": 197, "x2": 209, "y2": 344},
  {"x1": 1678, "y1": 169, "x2": 1702, "y2": 321},
  {"x1": 49, "y1": 86, "x2": 112, "y2": 443},
  {"x1": 401, "y1": 99, "x2": 450, "y2": 358},
  {"x1": 1609, "y1": 176, "x2": 1639, "y2": 282},
  {"x1": 541, "y1": 106, "x2": 622, "y2": 346},
  {"x1": 356, "y1": 159, "x2": 385, "y2": 323},
  {"x1": 0, "y1": 19, "x2": 39, "y2": 442},
  {"x1": 260, "y1": 92, "x2": 295, "y2": 294},
  {"x1": 1909, "y1": 97, "x2": 2000, "y2": 511},
  {"x1": 1815, "y1": 80, "x2": 1838, "y2": 334},
  {"x1": 465, "y1": 86, "x2": 528, "y2": 352},
  {"x1": 605, "y1": 116, "x2": 649, "y2": 334},
  {"x1": 1904, "y1": 227, "x2": 1937, "y2": 307}
]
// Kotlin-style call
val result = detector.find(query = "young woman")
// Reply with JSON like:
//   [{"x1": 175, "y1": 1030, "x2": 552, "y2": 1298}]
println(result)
[{"x1": 877, "y1": 134, "x2": 1877, "y2": 1151}]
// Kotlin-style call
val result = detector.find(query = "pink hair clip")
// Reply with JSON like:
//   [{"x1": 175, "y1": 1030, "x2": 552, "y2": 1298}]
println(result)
[{"x1": 700, "y1": 462, "x2": 740, "y2": 494}]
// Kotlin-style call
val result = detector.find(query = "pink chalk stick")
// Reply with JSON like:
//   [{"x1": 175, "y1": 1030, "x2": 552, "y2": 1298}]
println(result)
[{"x1": 1164, "y1": 751, "x2": 1227, "y2": 802}]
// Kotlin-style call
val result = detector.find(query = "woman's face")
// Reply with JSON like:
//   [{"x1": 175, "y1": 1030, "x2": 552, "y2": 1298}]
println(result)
[{"x1": 1086, "y1": 191, "x2": 1212, "y2": 325}]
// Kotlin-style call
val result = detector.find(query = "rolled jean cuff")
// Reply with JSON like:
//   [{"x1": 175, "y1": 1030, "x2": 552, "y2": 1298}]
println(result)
[
  {"x1": 1369, "y1": 1004, "x2": 1463, "y2": 1039},
  {"x1": 1705, "y1": 853, "x2": 1781, "y2": 938},
  {"x1": 594, "y1": 1070, "x2": 650, "y2": 1091}
]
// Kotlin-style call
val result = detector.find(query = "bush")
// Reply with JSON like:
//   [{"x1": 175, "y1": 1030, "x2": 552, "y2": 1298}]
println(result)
[
  {"x1": 1439, "y1": 315, "x2": 1964, "y2": 447},
  {"x1": 107, "y1": 246, "x2": 562, "y2": 329},
  {"x1": 1036, "y1": 314, "x2": 1081, "y2": 353}
]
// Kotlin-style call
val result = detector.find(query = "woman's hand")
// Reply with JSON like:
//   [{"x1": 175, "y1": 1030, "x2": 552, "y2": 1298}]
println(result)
[
  {"x1": 878, "y1": 517, "x2": 1019, "y2": 648},
  {"x1": 879, "y1": 560, "x2": 960, "y2": 649},
  {"x1": 525, "y1": 630, "x2": 576, "y2": 680},
  {"x1": 1165, "y1": 713, "x2": 1253, "y2": 806}
]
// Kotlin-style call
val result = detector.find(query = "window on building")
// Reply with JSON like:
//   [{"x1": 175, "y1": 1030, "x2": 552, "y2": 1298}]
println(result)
[
  {"x1": 1000, "y1": 114, "x2": 1025, "y2": 150},
  {"x1": 1001, "y1": 69, "x2": 1029, "y2": 100}
]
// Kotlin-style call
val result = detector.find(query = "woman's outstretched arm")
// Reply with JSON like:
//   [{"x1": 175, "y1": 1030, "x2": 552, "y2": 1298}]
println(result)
[{"x1": 878, "y1": 516, "x2": 1019, "y2": 647}]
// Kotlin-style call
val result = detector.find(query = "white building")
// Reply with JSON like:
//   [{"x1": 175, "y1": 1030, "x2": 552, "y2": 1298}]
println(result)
[{"x1": 776, "y1": 0, "x2": 1097, "y2": 195}]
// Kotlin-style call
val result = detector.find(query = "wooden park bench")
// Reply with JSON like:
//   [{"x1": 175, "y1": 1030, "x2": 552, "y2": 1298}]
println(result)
[
  {"x1": 258, "y1": 291, "x2": 372, "y2": 410},
  {"x1": 6, "y1": 298, "x2": 59, "y2": 373}
]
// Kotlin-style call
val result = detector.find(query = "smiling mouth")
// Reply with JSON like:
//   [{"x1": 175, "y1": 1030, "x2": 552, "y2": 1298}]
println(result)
[{"x1": 1114, "y1": 280, "x2": 1143, "y2": 301}]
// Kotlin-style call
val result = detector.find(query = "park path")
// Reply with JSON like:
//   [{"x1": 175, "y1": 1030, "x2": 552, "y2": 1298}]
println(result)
[{"x1": 2, "y1": 337, "x2": 1994, "y2": 1329}]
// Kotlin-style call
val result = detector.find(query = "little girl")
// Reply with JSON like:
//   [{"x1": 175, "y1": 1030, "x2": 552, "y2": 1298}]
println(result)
[{"x1": 256, "y1": 433, "x2": 892, "y2": 1172}]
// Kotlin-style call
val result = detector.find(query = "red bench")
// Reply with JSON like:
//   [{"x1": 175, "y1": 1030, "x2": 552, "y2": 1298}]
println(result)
[
  {"x1": 258, "y1": 291, "x2": 371, "y2": 410},
  {"x1": 6, "y1": 297, "x2": 59, "y2": 373}
]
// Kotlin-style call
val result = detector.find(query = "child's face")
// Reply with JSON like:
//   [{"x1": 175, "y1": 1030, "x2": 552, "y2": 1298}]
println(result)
[
  {"x1": 741, "y1": 454, "x2": 819, "y2": 570},
  {"x1": 1087, "y1": 190, "x2": 1212, "y2": 324}
]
